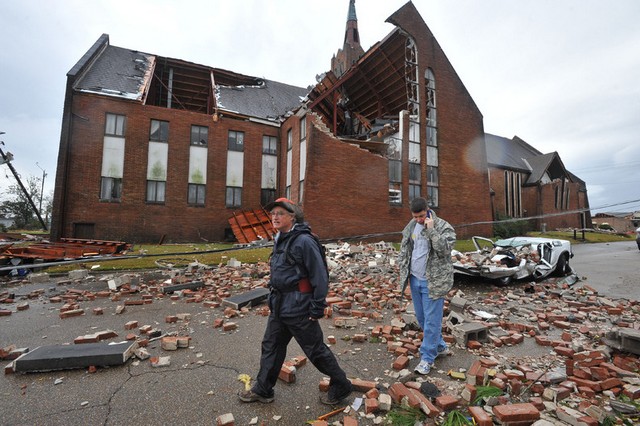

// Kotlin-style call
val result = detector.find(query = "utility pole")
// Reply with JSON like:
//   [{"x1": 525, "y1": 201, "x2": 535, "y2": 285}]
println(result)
[
  {"x1": 36, "y1": 162, "x2": 47, "y2": 215},
  {"x1": 0, "y1": 132, "x2": 48, "y2": 231}
]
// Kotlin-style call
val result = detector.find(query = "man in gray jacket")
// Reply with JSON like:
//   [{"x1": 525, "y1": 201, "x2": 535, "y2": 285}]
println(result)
[
  {"x1": 238, "y1": 198, "x2": 352, "y2": 405},
  {"x1": 398, "y1": 197, "x2": 456, "y2": 375}
]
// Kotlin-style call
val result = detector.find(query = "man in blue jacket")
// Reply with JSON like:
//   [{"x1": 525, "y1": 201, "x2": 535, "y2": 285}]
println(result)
[{"x1": 238, "y1": 198, "x2": 352, "y2": 405}]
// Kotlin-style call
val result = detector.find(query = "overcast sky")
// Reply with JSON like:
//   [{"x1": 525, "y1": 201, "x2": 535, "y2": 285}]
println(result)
[{"x1": 1, "y1": 0, "x2": 639, "y2": 215}]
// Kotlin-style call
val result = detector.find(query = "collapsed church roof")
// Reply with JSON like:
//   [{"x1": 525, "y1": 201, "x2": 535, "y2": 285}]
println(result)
[{"x1": 71, "y1": 34, "x2": 309, "y2": 122}]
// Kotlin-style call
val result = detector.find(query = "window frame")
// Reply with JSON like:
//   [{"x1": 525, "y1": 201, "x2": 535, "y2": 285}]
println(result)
[
  {"x1": 225, "y1": 186, "x2": 242, "y2": 208},
  {"x1": 262, "y1": 135, "x2": 277, "y2": 155},
  {"x1": 105, "y1": 113, "x2": 126, "y2": 137},
  {"x1": 188, "y1": 183, "x2": 206, "y2": 206},
  {"x1": 149, "y1": 119, "x2": 169, "y2": 142},
  {"x1": 425, "y1": 68, "x2": 439, "y2": 207},
  {"x1": 146, "y1": 180, "x2": 166, "y2": 203},
  {"x1": 100, "y1": 177, "x2": 122, "y2": 201},
  {"x1": 191, "y1": 125, "x2": 208, "y2": 146},
  {"x1": 228, "y1": 130, "x2": 244, "y2": 152}
]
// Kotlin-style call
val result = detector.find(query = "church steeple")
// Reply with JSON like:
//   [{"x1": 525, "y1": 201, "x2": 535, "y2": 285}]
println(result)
[
  {"x1": 344, "y1": 0, "x2": 360, "y2": 46},
  {"x1": 331, "y1": 0, "x2": 365, "y2": 77}
]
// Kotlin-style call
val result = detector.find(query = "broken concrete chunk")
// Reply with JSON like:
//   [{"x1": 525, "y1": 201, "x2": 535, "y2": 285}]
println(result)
[
  {"x1": 13, "y1": 341, "x2": 137, "y2": 373},
  {"x1": 28, "y1": 272, "x2": 50, "y2": 283},
  {"x1": 222, "y1": 287, "x2": 269, "y2": 309},
  {"x1": 334, "y1": 317, "x2": 359, "y2": 328},
  {"x1": 134, "y1": 347, "x2": 150, "y2": 360},
  {"x1": 107, "y1": 274, "x2": 131, "y2": 291},
  {"x1": 150, "y1": 355, "x2": 171, "y2": 368},
  {"x1": 451, "y1": 322, "x2": 488, "y2": 346},
  {"x1": 216, "y1": 413, "x2": 235, "y2": 426},
  {"x1": 68, "y1": 269, "x2": 89, "y2": 280},
  {"x1": 161, "y1": 280, "x2": 204, "y2": 294}
]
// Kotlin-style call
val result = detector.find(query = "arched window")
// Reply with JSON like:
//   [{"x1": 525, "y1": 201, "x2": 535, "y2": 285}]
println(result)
[
  {"x1": 504, "y1": 170, "x2": 522, "y2": 217},
  {"x1": 425, "y1": 68, "x2": 438, "y2": 207}
]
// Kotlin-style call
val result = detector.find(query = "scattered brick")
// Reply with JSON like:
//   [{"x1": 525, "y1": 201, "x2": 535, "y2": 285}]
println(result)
[
  {"x1": 468, "y1": 406, "x2": 493, "y2": 426},
  {"x1": 124, "y1": 320, "x2": 138, "y2": 330},
  {"x1": 222, "y1": 322, "x2": 237, "y2": 332},
  {"x1": 364, "y1": 397, "x2": 379, "y2": 414},
  {"x1": 435, "y1": 394, "x2": 460, "y2": 411},
  {"x1": 493, "y1": 403, "x2": 540, "y2": 423},
  {"x1": 392, "y1": 354, "x2": 409, "y2": 370},
  {"x1": 342, "y1": 416, "x2": 358, "y2": 426},
  {"x1": 59, "y1": 309, "x2": 84, "y2": 319}
]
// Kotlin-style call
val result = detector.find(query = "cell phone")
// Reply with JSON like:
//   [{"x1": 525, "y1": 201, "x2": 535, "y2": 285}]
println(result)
[{"x1": 426, "y1": 209, "x2": 432, "y2": 219}]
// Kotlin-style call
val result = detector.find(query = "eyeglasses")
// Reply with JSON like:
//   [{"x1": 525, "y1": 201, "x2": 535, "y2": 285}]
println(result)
[{"x1": 270, "y1": 211, "x2": 291, "y2": 217}]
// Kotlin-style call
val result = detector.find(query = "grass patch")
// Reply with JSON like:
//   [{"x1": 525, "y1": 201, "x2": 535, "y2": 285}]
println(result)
[
  {"x1": 45, "y1": 244, "x2": 272, "y2": 274},
  {"x1": 442, "y1": 410, "x2": 473, "y2": 426},
  {"x1": 473, "y1": 385, "x2": 504, "y2": 405},
  {"x1": 385, "y1": 406, "x2": 426, "y2": 425}
]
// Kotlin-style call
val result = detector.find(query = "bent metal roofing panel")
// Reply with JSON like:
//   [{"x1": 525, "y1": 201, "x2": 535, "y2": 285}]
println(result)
[
  {"x1": 74, "y1": 45, "x2": 154, "y2": 101},
  {"x1": 73, "y1": 40, "x2": 308, "y2": 121}
]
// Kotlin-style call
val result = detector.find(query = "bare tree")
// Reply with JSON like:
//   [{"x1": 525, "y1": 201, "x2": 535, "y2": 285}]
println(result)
[{"x1": 0, "y1": 175, "x2": 46, "y2": 229}]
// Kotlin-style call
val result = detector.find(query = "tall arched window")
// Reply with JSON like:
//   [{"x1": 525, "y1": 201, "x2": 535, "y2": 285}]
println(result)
[
  {"x1": 406, "y1": 38, "x2": 421, "y2": 202},
  {"x1": 425, "y1": 68, "x2": 438, "y2": 207},
  {"x1": 504, "y1": 170, "x2": 522, "y2": 217}
]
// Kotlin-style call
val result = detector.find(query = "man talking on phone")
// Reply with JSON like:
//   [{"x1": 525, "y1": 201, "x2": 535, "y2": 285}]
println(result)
[{"x1": 398, "y1": 197, "x2": 456, "y2": 375}]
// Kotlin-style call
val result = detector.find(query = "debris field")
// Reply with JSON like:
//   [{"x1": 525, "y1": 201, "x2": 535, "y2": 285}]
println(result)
[{"x1": 1, "y1": 241, "x2": 639, "y2": 425}]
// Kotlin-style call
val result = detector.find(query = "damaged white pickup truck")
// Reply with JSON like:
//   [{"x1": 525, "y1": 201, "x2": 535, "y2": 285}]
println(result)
[{"x1": 451, "y1": 236, "x2": 573, "y2": 285}]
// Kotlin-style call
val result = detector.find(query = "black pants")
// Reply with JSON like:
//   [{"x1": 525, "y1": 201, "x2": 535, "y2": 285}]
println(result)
[{"x1": 252, "y1": 314, "x2": 350, "y2": 398}]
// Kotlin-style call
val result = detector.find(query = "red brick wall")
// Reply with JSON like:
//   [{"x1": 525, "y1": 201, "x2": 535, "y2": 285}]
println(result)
[
  {"x1": 280, "y1": 112, "x2": 491, "y2": 242},
  {"x1": 303, "y1": 120, "x2": 396, "y2": 239},
  {"x1": 53, "y1": 93, "x2": 279, "y2": 243},
  {"x1": 392, "y1": 4, "x2": 493, "y2": 238},
  {"x1": 537, "y1": 181, "x2": 584, "y2": 230}
]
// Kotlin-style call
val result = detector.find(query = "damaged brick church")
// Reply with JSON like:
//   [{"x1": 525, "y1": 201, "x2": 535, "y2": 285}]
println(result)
[{"x1": 50, "y1": 1, "x2": 590, "y2": 243}]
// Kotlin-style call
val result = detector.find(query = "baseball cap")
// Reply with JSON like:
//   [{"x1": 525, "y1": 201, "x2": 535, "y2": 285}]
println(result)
[{"x1": 265, "y1": 198, "x2": 304, "y2": 223}]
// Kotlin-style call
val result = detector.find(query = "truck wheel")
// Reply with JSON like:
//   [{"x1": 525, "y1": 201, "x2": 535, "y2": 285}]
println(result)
[{"x1": 554, "y1": 253, "x2": 569, "y2": 276}]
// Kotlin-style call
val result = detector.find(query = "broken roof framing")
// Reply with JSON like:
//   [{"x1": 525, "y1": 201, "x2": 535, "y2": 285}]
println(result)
[{"x1": 307, "y1": 28, "x2": 409, "y2": 138}]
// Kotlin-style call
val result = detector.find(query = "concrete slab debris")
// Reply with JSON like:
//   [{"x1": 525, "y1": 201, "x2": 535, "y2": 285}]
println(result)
[
  {"x1": 161, "y1": 280, "x2": 204, "y2": 294},
  {"x1": 451, "y1": 322, "x2": 488, "y2": 346},
  {"x1": 13, "y1": 341, "x2": 137, "y2": 373},
  {"x1": 603, "y1": 329, "x2": 640, "y2": 355},
  {"x1": 221, "y1": 287, "x2": 269, "y2": 309}
]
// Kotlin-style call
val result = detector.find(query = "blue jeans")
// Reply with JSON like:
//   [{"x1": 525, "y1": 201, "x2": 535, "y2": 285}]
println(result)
[{"x1": 409, "y1": 275, "x2": 447, "y2": 363}]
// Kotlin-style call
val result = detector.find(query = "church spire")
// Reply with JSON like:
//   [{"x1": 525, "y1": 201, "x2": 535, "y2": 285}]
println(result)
[
  {"x1": 332, "y1": 0, "x2": 365, "y2": 77},
  {"x1": 345, "y1": 0, "x2": 359, "y2": 44}
]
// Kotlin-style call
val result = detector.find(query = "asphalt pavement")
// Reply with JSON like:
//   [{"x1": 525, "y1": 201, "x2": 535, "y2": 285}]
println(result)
[
  {"x1": 570, "y1": 240, "x2": 640, "y2": 300},
  {"x1": 0, "y1": 240, "x2": 636, "y2": 425}
]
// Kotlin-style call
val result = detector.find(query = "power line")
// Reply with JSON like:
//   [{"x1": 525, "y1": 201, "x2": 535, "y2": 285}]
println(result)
[{"x1": 571, "y1": 159, "x2": 640, "y2": 173}]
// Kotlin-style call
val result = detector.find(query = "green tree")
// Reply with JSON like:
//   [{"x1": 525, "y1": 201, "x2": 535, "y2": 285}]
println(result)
[{"x1": 0, "y1": 175, "x2": 46, "y2": 229}]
